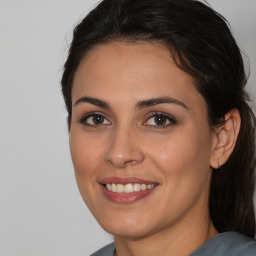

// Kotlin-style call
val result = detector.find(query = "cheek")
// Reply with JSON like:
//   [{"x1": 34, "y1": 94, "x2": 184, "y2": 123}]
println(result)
[
  {"x1": 146, "y1": 129, "x2": 213, "y2": 221},
  {"x1": 70, "y1": 130, "x2": 101, "y2": 168},
  {"x1": 69, "y1": 130, "x2": 106, "y2": 190},
  {"x1": 150, "y1": 126, "x2": 213, "y2": 191},
  {"x1": 69, "y1": 130, "x2": 106, "y2": 211}
]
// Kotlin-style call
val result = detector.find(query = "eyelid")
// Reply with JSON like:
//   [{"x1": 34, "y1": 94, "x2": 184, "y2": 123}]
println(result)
[
  {"x1": 78, "y1": 111, "x2": 176, "y2": 128},
  {"x1": 143, "y1": 112, "x2": 177, "y2": 128},
  {"x1": 79, "y1": 111, "x2": 112, "y2": 127}
]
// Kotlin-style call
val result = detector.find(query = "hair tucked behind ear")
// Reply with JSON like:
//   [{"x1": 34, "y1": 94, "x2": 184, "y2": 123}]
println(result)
[
  {"x1": 61, "y1": 0, "x2": 256, "y2": 237},
  {"x1": 210, "y1": 102, "x2": 256, "y2": 237}
]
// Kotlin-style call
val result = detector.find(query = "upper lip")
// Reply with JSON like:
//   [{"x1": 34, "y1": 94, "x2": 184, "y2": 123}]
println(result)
[{"x1": 99, "y1": 177, "x2": 158, "y2": 185}]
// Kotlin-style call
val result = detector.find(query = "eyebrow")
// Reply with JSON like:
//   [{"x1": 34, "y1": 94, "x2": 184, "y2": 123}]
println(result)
[
  {"x1": 74, "y1": 96, "x2": 110, "y2": 109},
  {"x1": 136, "y1": 97, "x2": 188, "y2": 110},
  {"x1": 74, "y1": 96, "x2": 188, "y2": 110}
]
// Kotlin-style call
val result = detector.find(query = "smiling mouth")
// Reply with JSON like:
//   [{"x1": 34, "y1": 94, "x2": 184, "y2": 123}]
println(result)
[
  {"x1": 99, "y1": 177, "x2": 158, "y2": 204},
  {"x1": 104, "y1": 183, "x2": 156, "y2": 193}
]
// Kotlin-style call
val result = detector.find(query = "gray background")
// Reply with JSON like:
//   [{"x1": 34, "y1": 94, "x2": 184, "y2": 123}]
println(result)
[{"x1": 0, "y1": 0, "x2": 255, "y2": 255}]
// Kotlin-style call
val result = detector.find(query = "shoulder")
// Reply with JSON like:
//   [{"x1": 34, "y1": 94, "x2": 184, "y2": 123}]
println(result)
[
  {"x1": 191, "y1": 232, "x2": 256, "y2": 256},
  {"x1": 90, "y1": 242, "x2": 115, "y2": 256},
  {"x1": 225, "y1": 232, "x2": 256, "y2": 255}
]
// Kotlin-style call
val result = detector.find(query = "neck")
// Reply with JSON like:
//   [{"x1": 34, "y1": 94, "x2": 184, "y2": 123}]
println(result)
[{"x1": 114, "y1": 206, "x2": 218, "y2": 256}]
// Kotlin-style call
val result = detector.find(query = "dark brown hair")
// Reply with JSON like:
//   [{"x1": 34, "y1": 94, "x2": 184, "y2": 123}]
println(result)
[{"x1": 61, "y1": 0, "x2": 256, "y2": 237}]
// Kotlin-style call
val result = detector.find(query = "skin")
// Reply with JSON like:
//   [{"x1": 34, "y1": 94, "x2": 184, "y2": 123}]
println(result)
[{"x1": 69, "y1": 41, "x2": 237, "y2": 256}]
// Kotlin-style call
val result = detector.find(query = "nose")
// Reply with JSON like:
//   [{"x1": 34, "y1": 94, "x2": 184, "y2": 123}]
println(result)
[{"x1": 104, "y1": 126, "x2": 145, "y2": 168}]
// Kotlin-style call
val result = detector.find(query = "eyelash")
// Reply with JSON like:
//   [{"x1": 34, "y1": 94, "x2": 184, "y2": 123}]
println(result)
[
  {"x1": 79, "y1": 112, "x2": 177, "y2": 128},
  {"x1": 144, "y1": 112, "x2": 177, "y2": 128},
  {"x1": 79, "y1": 112, "x2": 111, "y2": 128}
]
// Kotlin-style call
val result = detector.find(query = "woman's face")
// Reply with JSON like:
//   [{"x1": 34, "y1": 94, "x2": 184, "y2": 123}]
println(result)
[{"x1": 70, "y1": 42, "x2": 216, "y2": 238}]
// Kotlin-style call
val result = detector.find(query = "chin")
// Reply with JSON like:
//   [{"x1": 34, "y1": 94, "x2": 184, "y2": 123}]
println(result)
[
  {"x1": 97, "y1": 212, "x2": 154, "y2": 238},
  {"x1": 104, "y1": 225, "x2": 152, "y2": 239}
]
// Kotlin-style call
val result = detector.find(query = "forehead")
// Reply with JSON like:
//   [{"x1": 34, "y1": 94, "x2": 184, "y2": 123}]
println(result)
[{"x1": 72, "y1": 41, "x2": 205, "y2": 111}]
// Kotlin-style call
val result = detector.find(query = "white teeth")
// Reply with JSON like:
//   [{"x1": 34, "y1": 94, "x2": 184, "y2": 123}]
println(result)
[
  {"x1": 105, "y1": 183, "x2": 155, "y2": 193},
  {"x1": 112, "y1": 184, "x2": 117, "y2": 192},
  {"x1": 116, "y1": 184, "x2": 124, "y2": 193},
  {"x1": 141, "y1": 184, "x2": 146, "y2": 190},
  {"x1": 134, "y1": 183, "x2": 141, "y2": 192},
  {"x1": 124, "y1": 183, "x2": 134, "y2": 193}
]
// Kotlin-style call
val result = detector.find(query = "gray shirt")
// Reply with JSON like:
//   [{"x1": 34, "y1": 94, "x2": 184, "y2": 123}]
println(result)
[{"x1": 90, "y1": 232, "x2": 256, "y2": 256}]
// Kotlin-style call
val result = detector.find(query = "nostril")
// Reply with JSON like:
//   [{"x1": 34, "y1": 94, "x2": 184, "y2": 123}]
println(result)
[{"x1": 103, "y1": 130, "x2": 145, "y2": 167}]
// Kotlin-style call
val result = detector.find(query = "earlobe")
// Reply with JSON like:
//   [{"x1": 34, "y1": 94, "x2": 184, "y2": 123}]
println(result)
[{"x1": 210, "y1": 109, "x2": 241, "y2": 169}]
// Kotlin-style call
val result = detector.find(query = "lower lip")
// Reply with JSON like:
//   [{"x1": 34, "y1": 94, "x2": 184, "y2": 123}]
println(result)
[{"x1": 101, "y1": 185, "x2": 156, "y2": 204}]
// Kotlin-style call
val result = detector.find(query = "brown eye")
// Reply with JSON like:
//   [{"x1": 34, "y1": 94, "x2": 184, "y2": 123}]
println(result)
[
  {"x1": 92, "y1": 114, "x2": 105, "y2": 124},
  {"x1": 81, "y1": 113, "x2": 111, "y2": 126},
  {"x1": 154, "y1": 115, "x2": 168, "y2": 125},
  {"x1": 144, "y1": 113, "x2": 176, "y2": 128}
]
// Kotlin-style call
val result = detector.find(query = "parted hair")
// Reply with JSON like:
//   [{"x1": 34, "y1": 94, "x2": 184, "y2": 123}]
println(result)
[{"x1": 61, "y1": 0, "x2": 256, "y2": 238}]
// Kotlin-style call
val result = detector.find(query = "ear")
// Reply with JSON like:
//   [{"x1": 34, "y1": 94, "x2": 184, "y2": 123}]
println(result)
[{"x1": 210, "y1": 109, "x2": 241, "y2": 169}]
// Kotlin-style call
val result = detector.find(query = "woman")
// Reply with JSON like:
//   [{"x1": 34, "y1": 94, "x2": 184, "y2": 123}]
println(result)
[{"x1": 61, "y1": 0, "x2": 256, "y2": 255}]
